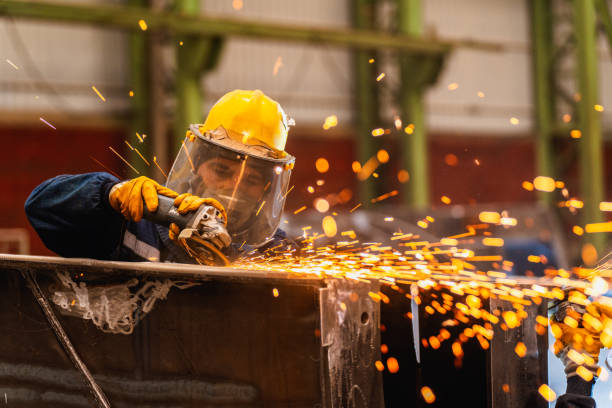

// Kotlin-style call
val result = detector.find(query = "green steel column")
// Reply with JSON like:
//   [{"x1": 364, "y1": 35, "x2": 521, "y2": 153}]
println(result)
[
  {"x1": 573, "y1": 0, "x2": 606, "y2": 254},
  {"x1": 398, "y1": 0, "x2": 429, "y2": 209},
  {"x1": 531, "y1": 0, "x2": 555, "y2": 205},
  {"x1": 128, "y1": 0, "x2": 151, "y2": 176},
  {"x1": 174, "y1": 0, "x2": 203, "y2": 154},
  {"x1": 353, "y1": 0, "x2": 378, "y2": 204}
]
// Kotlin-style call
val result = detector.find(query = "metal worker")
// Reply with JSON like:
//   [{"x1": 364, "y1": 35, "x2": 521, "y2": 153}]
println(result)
[
  {"x1": 552, "y1": 266, "x2": 612, "y2": 408},
  {"x1": 25, "y1": 89, "x2": 296, "y2": 263}
]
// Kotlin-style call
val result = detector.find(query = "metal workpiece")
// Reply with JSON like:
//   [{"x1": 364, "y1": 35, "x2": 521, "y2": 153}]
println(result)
[
  {"x1": 319, "y1": 278, "x2": 384, "y2": 408},
  {"x1": 0, "y1": 254, "x2": 383, "y2": 407},
  {"x1": 488, "y1": 298, "x2": 549, "y2": 408}
]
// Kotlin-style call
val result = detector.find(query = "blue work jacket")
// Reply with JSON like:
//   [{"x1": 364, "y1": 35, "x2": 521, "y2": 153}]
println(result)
[{"x1": 25, "y1": 172, "x2": 291, "y2": 263}]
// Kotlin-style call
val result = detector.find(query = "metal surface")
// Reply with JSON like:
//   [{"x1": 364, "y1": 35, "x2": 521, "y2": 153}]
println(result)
[
  {"x1": 573, "y1": 0, "x2": 606, "y2": 255},
  {"x1": 0, "y1": 0, "x2": 509, "y2": 53},
  {"x1": 489, "y1": 298, "x2": 548, "y2": 408},
  {"x1": 530, "y1": 0, "x2": 555, "y2": 206},
  {"x1": 0, "y1": 254, "x2": 383, "y2": 407},
  {"x1": 21, "y1": 269, "x2": 111, "y2": 408},
  {"x1": 319, "y1": 278, "x2": 383, "y2": 408}
]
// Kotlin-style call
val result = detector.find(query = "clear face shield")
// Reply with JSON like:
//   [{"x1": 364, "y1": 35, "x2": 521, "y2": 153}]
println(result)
[{"x1": 166, "y1": 125, "x2": 295, "y2": 248}]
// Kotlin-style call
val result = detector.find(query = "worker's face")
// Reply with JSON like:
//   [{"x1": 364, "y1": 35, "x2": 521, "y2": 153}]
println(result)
[{"x1": 196, "y1": 157, "x2": 266, "y2": 229}]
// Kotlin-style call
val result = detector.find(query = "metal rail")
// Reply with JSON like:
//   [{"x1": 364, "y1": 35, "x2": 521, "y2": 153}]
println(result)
[{"x1": 0, "y1": 0, "x2": 506, "y2": 54}]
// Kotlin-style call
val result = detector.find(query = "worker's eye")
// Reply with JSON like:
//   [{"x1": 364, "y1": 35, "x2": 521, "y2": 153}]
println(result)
[
  {"x1": 245, "y1": 174, "x2": 264, "y2": 187},
  {"x1": 212, "y1": 163, "x2": 231, "y2": 178}
]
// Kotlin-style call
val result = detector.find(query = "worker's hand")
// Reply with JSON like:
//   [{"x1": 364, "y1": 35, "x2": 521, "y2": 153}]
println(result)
[
  {"x1": 109, "y1": 176, "x2": 179, "y2": 222},
  {"x1": 552, "y1": 300, "x2": 603, "y2": 380},
  {"x1": 173, "y1": 193, "x2": 227, "y2": 225}
]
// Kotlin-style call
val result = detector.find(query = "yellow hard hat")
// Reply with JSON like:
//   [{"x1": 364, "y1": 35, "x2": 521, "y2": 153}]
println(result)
[{"x1": 202, "y1": 89, "x2": 289, "y2": 155}]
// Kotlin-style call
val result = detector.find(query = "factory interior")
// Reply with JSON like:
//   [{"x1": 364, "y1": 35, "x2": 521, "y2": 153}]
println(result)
[{"x1": 1, "y1": 0, "x2": 612, "y2": 407}]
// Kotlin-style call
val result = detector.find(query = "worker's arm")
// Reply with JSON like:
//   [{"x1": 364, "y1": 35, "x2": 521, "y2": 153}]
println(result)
[
  {"x1": 25, "y1": 172, "x2": 124, "y2": 259},
  {"x1": 555, "y1": 378, "x2": 595, "y2": 408}
]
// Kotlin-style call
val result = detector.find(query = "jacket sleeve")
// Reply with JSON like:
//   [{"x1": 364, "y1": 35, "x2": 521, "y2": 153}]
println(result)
[
  {"x1": 25, "y1": 172, "x2": 124, "y2": 259},
  {"x1": 555, "y1": 377, "x2": 596, "y2": 408}
]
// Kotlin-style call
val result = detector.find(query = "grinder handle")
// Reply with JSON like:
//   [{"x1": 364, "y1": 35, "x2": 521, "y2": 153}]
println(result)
[{"x1": 142, "y1": 194, "x2": 196, "y2": 230}]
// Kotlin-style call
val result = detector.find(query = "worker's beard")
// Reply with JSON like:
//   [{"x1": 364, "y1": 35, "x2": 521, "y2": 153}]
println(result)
[{"x1": 202, "y1": 187, "x2": 260, "y2": 235}]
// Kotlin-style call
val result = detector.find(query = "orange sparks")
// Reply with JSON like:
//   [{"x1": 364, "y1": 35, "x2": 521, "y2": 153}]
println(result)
[
  {"x1": 482, "y1": 237, "x2": 504, "y2": 247},
  {"x1": 397, "y1": 169, "x2": 410, "y2": 183},
  {"x1": 314, "y1": 198, "x2": 330, "y2": 213},
  {"x1": 386, "y1": 357, "x2": 399, "y2": 373},
  {"x1": 153, "y1": 156, "x2": 168, "y2": 178},
  {"x1": 375, "y1": 360, "x2": 384, "y2": 371},
  {"x1": 134, "y1": 148, "x2": 150, "y2": 166},
  {"x1": 502, "y1": 311, "x2": 519, "y2": 328},
  {"x1": 522, "y1": 181, "x2": 534, "y2": 191},
  {"x1": 421, "y1": 386, "x2": 436, "y2": 404},
  {"x1": 323, "y1": 115, "x2": 338, "y2": 130},
  {"x1": 371, "y1": 128, "x2": 385, "y2": 137},
  {"x1": 377, "y1": 149, "x2": 390, "y2": 163},
  {"x1": 315, "y1": 158, "x2": 330, "y2": 173},
  {"x1": 533, "y1": 176, "x2": 555, "y2": 192},
  {"x1": 349, "y1": 203, "x2": 362, "y2": 213},
  {"x1": 594, "y1": 104, "x2": 604, "y2": 112},
  {"x1": 514, "y1": 342, "x2": 526, "y2": 357},
  {"x1": 108, "y1": 146, "x2": 139, "y2": 174},
  {"x1": 510, "y1": 117, "x2": 519, "y2": 125},
  {"x1": 89, "y1": 156, "x2": 120, "y2": 179},
  {"x1": 440, "y1": 196, "x2": 451, "y2": 204},
  {"x1": 91, "y1": 86, "x2": 106, "y2": 102},
  {"x1": 585, "y1": 222, "x2": 612, "y2": 233},
  {"x1": 538, "y1": 384, "x2": 556, "y2": 402},
  {"x1": 135, "y1": 132, "x2": 144, "y2": 143},
  {"x1": 376, "y1": 73, "x2": 386, "y2": 81},
  {"x1": 181, "y1": 140, "x2": 195, "y2": 171},
  {"x1": 371, "y1": 190, "x2": 399, "y2": 203},
  {"x1": 282, "y1": 185, "x2": 295, "y2": 199},
  {"x1": 444, "y1": 153, "x2": 458, "y2": 166},
  {"x1": 272, "y1": 288, "x2": 279, "y2": 297},
  {"x1": 255, "y1": 201, "x2": 266, "y2": 216},
  {"x1": 138, "y1": 19, "x2": 148, "y2": 31},
  {"x1": 272, "y1": 56, "x2": 283, "y2": 76},
  {"x1": 358, "y1": 157, "x2": 379, "y2": 180},
  {"x1": 293, "y1": 205, "x2": 307, "y2": 215},
  {"x1": 380, "y1": 344, "x2": 389, "y2": 354},
  {"x1": 448, "y1": 82, "x2": 458, "y2": 91},
  {"x1": 600, "y1": 202, "x2": 612, "y2": 211},
  {"x1": 570, "y1": 129, "x2": 582, "y2": 139},
  {"x1": 322, "y1": 216, "x2": 337, "y2": 237}
]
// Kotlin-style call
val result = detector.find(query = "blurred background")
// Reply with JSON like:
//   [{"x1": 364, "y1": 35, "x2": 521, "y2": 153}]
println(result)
[{"x1": 0, "y1": 0, "x2": 611, "y2": 403}]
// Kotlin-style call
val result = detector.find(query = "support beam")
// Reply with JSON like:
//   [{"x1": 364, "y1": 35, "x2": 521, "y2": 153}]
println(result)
[
  {"x1": 398, "y1": 0, "x2": 429, "y2": 209},
  {"x1": 530, "y1": 0, "x2": 556, "y2": 206},
  {"x1": 128, "y1": 0, "x2": 151, "y2": 176},
  {"x1": 0, "y1": 0, "x2": 499, "y2": 54},
  {"x1": 353, "y1": 0, "x2": 379, "y2": 205},
  {"x1": 573, "y1": 0, "x2": 606, "y2": 255}
]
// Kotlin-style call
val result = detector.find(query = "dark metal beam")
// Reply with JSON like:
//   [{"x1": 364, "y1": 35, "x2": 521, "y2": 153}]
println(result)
[{"x1": 0, "y1": 0, "x2": 505, "y2": 54}]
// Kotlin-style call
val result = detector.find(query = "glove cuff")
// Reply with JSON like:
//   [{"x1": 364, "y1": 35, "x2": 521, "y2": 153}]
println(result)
[{"x1": 566, "y1": 375, "x2": 596, "y2": 396}]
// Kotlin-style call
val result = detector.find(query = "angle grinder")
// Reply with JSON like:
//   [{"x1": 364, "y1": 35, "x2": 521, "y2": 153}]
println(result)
[{"x1": 143, "y1": 194, "x2": 231, "y2": 266}]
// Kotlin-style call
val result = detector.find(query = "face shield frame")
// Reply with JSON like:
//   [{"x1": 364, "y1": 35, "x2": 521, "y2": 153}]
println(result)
[{"x1": 166, "y1": 125, "x2": 295, "y2": 248}]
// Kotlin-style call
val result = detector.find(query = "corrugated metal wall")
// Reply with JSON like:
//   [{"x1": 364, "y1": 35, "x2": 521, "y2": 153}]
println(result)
[{"x1": 1, "y1": 0, "x2": 612, "y2": 134}]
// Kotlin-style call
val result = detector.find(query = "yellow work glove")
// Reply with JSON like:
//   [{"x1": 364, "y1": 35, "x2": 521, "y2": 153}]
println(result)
[
  {"x1": 109, "y1": 176, "x2": 178, "y2": 222},
  {"x1": 552, "y1": 300, "x2": 603, "y2": 380},
  {"x1": 168, "y1": 193, "x2": 227, "y2": 242}
]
